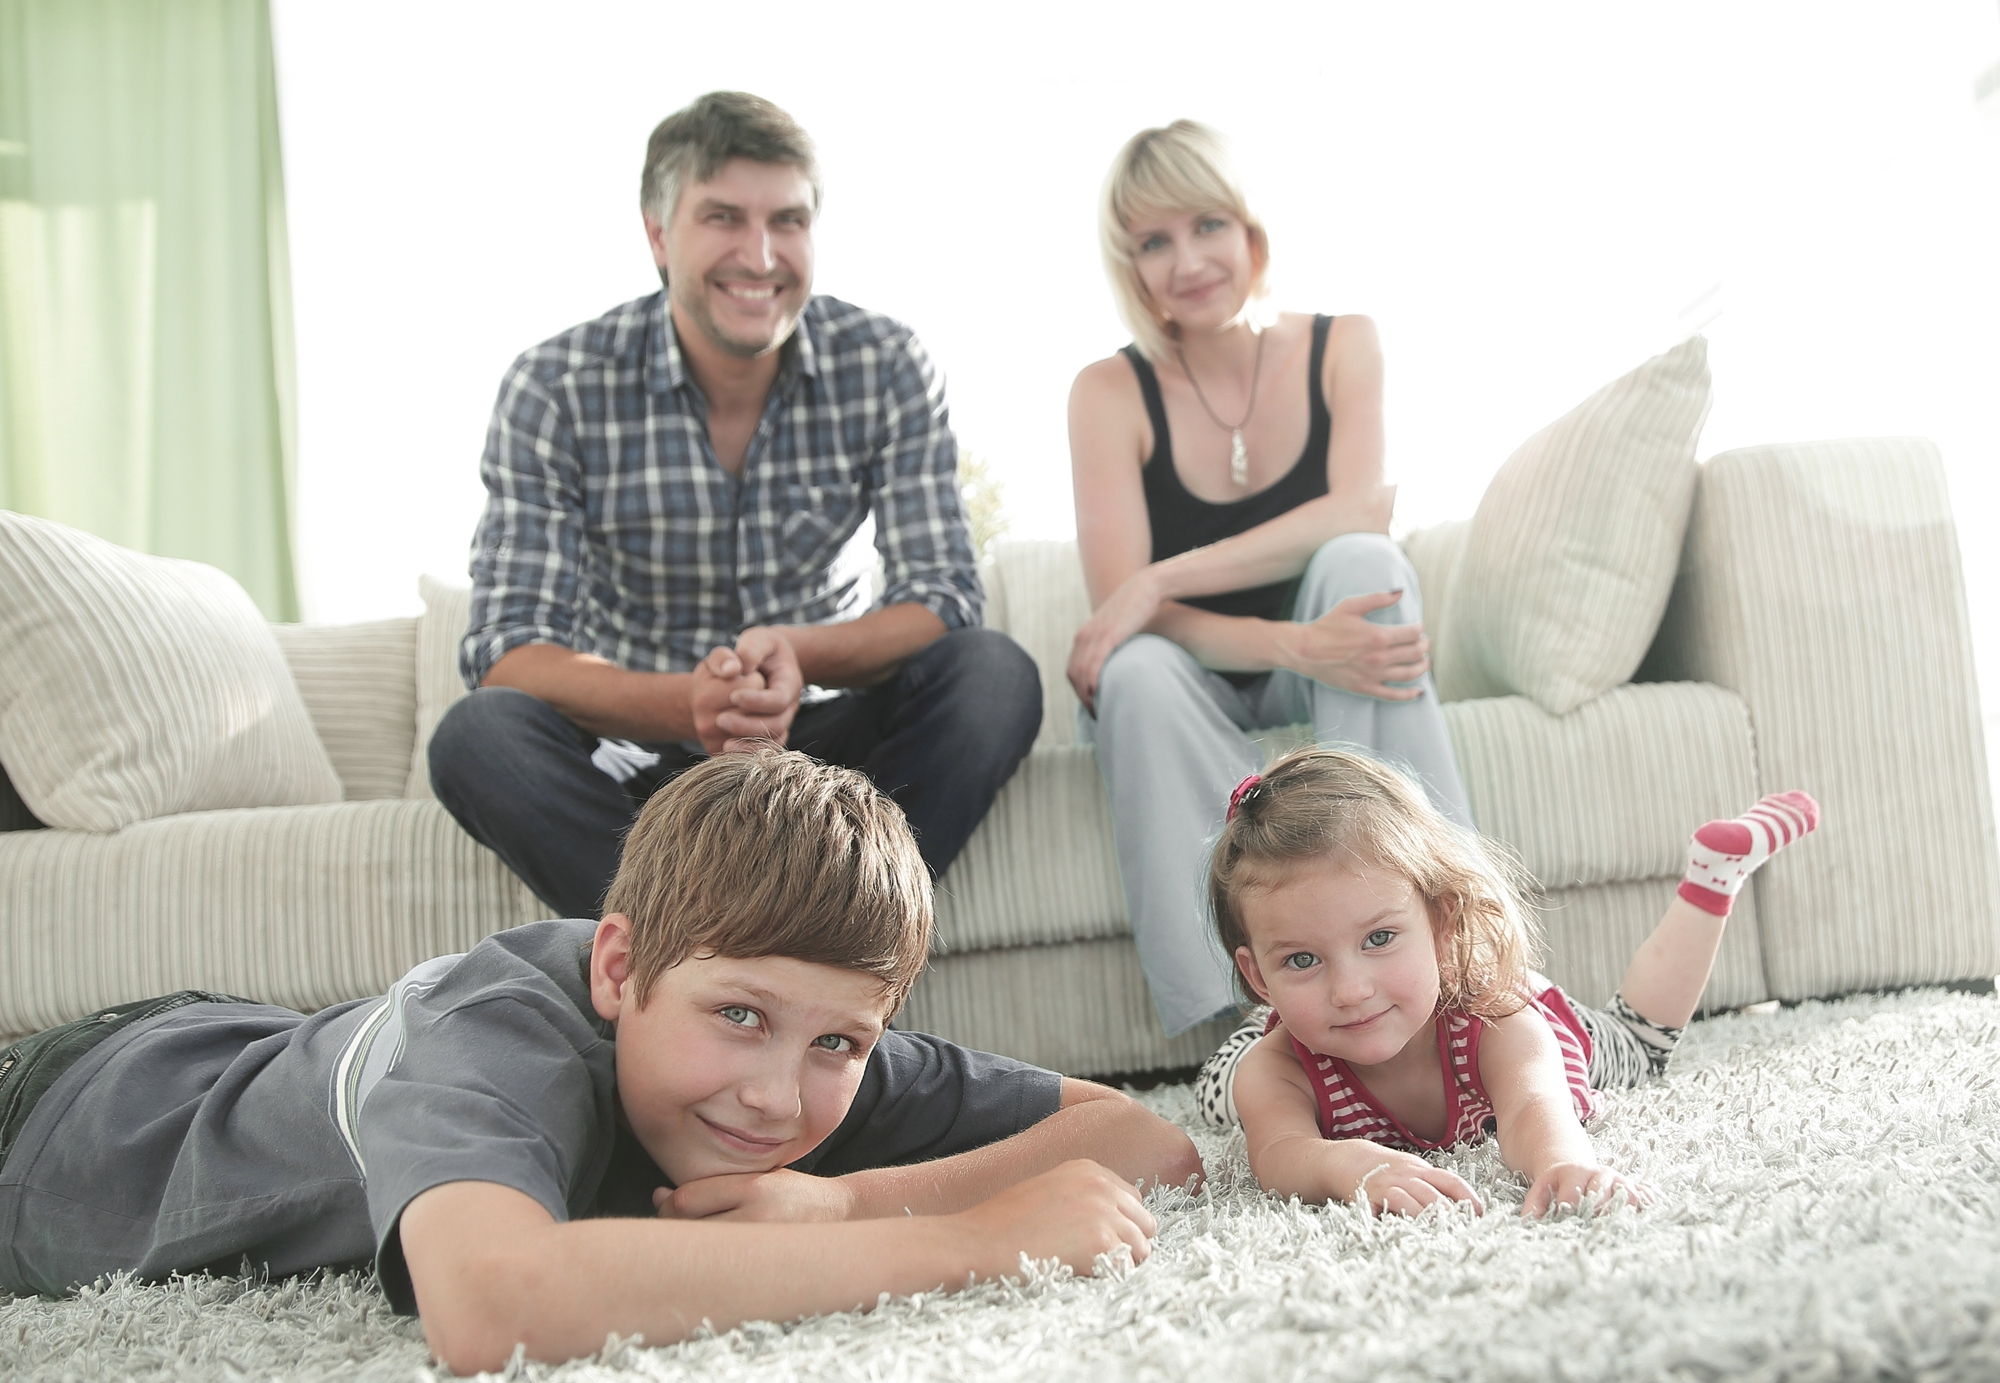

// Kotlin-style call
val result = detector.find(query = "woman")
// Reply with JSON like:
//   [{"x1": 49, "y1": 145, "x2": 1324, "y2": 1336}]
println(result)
[{"x1": 1069, "y1": 120, "x2": 1473, "y2": 1043}]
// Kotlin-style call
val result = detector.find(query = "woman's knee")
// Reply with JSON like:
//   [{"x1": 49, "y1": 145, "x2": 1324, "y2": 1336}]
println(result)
[
  {"x1": 1096, "y1": 634, "x2": 1208, "y2": 714},
  {"x1": 1299, "y1": 533, "x2": 1420, "y2": 616}
]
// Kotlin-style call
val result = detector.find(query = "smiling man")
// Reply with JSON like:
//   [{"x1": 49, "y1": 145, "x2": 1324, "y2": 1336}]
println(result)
[{"x1": 428, "y1": 92, "x2": 1039, "y2": 920}]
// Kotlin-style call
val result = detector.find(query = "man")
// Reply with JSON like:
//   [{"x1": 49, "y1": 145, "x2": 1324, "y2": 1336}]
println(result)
[{"x1": 429, "y1": 92, "x2": 1039, "y2": 918}]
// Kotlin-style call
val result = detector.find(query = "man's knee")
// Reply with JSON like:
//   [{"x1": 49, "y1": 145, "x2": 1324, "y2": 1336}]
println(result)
[
  {"x1": 926, "y1": 627, "x2": 1043, "y2": 747},
  {"x1": 1300, "y1": 533, "x2": 1419, "y2": 615},
  {"x1": 1096, "y1": 634, "x2": 1208, "y2": 718},
  {"x1": 428, "y1": 686, "x2": 565, "y2": 801}
]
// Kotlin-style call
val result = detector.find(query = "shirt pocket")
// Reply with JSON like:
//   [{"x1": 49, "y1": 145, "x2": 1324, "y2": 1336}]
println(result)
[{"x1": 780, "y1": 483, "x2": 865, "y2": 570}]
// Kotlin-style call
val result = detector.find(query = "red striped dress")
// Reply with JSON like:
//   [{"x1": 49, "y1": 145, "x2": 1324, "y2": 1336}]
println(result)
[{"x1": 1277, "y1": 986, "x2": 1603, "y2": 1152}]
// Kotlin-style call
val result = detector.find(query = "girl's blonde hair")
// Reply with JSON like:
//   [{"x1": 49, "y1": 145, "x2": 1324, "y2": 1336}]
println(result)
[
  {"x1": 1208, "y1": 749, "x2": 1539, "y2": 1021},
  {"x1": 1099, "y1": 120, "x2": 1271, "y2": 363}
]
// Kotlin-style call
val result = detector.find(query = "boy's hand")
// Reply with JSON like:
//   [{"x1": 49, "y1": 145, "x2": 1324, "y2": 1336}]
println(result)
[
  {"x1": 952, "y1": 1159, "x2": 1156, "y2": 1274},
  {"x1": 1335, "y1": 1142, "x2": 1481, "y2": 1217},
  {"x1": 653, "y1": 1169, "x2": 859, "y2": 1223},
  {"x1": 1522, "y1": 1161, "x2": 1652, "y2": 1218}
]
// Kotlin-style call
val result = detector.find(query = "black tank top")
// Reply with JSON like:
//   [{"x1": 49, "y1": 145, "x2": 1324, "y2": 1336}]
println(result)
[{"x1": 1122, "y1": 313, "x2": 1334, "y2": 622}]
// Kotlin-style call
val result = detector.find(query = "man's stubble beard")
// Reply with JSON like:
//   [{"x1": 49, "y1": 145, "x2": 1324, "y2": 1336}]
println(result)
[{"x1": 663, "y1": 268, "x2": 802, "y2": 362}]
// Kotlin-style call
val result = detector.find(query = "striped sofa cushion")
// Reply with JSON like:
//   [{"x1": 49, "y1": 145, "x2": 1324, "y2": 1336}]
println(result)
[
  {"x1": 406, "y1": 574, "x2": 473, "y2": 800},
  {"x1": 0, "y1": 797, "x2": 541, "y2": 1033},
  {"x1": 0, "y1": 511, "x2": 342, "y2": 831},
  {"x1": 1441, "y1": 336, "x2": 1712, "y2": 713},
  {"x1": 272, "y1": 619, "x2": 419, "y2": 801}
]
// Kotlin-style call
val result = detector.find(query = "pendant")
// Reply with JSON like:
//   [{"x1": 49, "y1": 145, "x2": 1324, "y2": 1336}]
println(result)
[{"x1": 1230, "y1": 429, "x2": 1249, "y2": 488}]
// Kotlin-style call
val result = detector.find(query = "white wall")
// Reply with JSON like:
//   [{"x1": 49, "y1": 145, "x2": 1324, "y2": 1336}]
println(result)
[{"x1": 272, "y1": 0, "x2": 2000, "y2": 705}]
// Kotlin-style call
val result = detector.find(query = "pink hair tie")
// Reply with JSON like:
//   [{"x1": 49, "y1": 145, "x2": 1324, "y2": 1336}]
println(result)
[{"x1": 1227, "y1": 773, "x2": 1262, "y2": 820}]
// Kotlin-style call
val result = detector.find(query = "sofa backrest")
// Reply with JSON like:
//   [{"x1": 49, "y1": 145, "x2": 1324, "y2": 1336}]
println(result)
[
  {"x1": 981, "y1": 541, "x2": 1094, "y2": 750},
  {"x1": 408, "y1": 576, "x2": 474, "y2": 799},
  {"x1": 273, "y1": 578, "x2": 475, "y2": 803},
  {"x1": 271, "y1": 618, "x2": 420, "y2": 801}
]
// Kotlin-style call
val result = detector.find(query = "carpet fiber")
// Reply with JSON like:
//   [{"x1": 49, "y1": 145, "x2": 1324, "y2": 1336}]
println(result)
[{"x1": 5, "y1": 986, "x2": 1998, "y2": 1381}]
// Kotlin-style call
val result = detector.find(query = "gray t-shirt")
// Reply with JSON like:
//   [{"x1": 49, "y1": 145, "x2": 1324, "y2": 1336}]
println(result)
[{"x1": 0, "y1": 920, "x2": 1062, "y2": 1308}]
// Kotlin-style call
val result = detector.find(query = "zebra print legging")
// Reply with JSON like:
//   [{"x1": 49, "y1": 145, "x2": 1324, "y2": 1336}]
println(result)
[{"x1": 1572, "y1": 991, "x2": 1684, "y2": 1089}]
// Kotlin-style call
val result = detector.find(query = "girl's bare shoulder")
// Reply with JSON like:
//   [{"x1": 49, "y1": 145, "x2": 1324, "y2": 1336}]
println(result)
[{"x1": 1242, "y1": 1022, "x2": 1316, "y2": 1091}]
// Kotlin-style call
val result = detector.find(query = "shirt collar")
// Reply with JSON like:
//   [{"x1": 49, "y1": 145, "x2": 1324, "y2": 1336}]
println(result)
[
  {"x1": 646, "y1": 292, "x2": 821, "y2": 397},
  {"x1": 787, "y1": 300, "x2": 821, "y2": 382},
  {"x1": 645, "y1": 292, "x2": 683, "y2": 397}
]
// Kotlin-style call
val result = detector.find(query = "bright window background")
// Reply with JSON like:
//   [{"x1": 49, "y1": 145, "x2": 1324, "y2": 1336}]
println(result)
[{"x1": 272, "y1": 0, "x2": 2000, "y2": 722}]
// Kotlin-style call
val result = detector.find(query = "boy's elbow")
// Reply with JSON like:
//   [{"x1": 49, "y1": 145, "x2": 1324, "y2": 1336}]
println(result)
[
  {"x1": 420, "y1": 1266, "x2": 606, "y2": 1374},
  {"x1": 1154, "y1": 1122, "x2": 1205, "y2": 1191},
  {"x1": 1057, "y1": 1080, "x2": 1204, "y2": 1190},
  {"x1": 403, "y1": 1189, "x2": 571, "y2": 1371},
  {"x1": 419, "y1": 1273, "x2": 525, "y2": 1376},
  {"x1": 1109, "y1": 1093, "x2": 1203, "y2": 1190}
]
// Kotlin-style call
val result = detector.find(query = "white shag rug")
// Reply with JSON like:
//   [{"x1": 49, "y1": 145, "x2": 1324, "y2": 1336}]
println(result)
[{"x1": 5, "y1": 986, "x2": 1999, "y2": 1382}]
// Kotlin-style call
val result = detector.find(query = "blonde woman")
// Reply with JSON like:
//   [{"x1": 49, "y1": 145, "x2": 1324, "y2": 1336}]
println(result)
[{"x1": 1069, "y1": 121, "x2": 1474, "y2": 1042}]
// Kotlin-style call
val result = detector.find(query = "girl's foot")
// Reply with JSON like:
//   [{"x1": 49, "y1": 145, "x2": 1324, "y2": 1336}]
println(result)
[
  {"x1": 1194, "y1": 1006, "x2": 1271, "y2": 1128},
  {"x1": 1677, "y1": 790, "x2": 1820, "y2": 916}
]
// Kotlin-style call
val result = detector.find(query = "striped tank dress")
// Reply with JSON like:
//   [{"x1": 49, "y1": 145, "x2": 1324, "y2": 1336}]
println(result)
[{"x1": 1278, "y1": 985, "x2": 1603, "y2": 1151}]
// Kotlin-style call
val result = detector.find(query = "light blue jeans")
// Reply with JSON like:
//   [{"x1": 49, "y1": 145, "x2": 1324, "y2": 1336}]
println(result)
[{"x1": 1078, "y1": 533, "x2": 1474, "y2": 1036}]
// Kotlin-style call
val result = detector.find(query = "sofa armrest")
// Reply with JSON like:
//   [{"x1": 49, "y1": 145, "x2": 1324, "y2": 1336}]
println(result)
[{"x1": 1638, "y1": 437, "x2": 2000, "y2": 998}]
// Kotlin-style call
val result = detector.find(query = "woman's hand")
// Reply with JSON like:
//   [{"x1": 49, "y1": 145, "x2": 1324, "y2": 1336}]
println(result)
[
  {"x1": 1067, "y1": 567, "x2": 1165, "y2": 714},
  {"x1": 1521, "y1": 1161, "x2": 1653, "y2": 1218},
  {"x1": 1273, "y1": 592, "x2": 1431, "y2": 699}
]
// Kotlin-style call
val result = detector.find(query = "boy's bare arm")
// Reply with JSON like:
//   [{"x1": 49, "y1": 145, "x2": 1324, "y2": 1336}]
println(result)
[
  {"x1": 661, "y1": 1079, "x2": 1202, "y2": 1222},
  {"x1": 839, "y1": 1079, "x2": 1200, "y2": 1216},
  {"x1": 402, "y1": 1160, "x2": 1155, "y2": 1373}
]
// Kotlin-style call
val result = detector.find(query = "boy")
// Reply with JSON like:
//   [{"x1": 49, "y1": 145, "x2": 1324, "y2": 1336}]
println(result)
[{"x1": 0, "y1": 752, "x2": 1200, "y2": 1372}]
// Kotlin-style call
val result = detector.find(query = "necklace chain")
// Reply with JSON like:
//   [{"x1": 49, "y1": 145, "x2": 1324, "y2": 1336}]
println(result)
[{"x1": 1175, "y1": 330, "x2": 1266, "y2": 488}]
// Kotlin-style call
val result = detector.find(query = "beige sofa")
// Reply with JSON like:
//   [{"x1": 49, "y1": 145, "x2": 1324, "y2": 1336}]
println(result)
[{"x1": 4, "y1": 438, "x2": 1996, "y2": 1076}]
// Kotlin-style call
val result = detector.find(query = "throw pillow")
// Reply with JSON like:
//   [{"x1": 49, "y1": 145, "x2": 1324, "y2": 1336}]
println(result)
[
  {"x1": 0, "y1": 759, "x2": 46, "y2": 832},
  {"x1": 0, "y1": 512, "x2": 343, "y2": 831},
  {"x1": 1443, "y1": 336, "x2": 1712, "y2": 714},
  {"x1": 404, "y1": 573, "x2": 473, "y2": 799}
]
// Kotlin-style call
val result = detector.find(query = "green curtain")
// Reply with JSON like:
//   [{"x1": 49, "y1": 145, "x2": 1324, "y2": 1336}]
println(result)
[{"x1": 0, "y1": 0, "x2": 299, "y2": 619}]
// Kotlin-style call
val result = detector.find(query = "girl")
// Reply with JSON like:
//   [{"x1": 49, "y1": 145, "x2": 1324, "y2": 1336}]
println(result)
[{"x1": 1198, "y1": 749, "x2": 1817, "y2": 1217}]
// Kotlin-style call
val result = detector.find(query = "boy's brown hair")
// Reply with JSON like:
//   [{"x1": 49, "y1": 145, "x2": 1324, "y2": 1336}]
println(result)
[
  {"x1": 603, "y1": 750, "x2": 932, "y2": 1010},
  {"x1": 1208, "y1": 749, "x2": 1539, "y2": 1021}
]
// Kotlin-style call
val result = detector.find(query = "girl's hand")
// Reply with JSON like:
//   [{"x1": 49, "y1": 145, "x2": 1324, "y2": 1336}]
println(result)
[
  {"x1": 1521, "y1": 1161, "x2": 1653, "y2": 1218},
  {"x1": 1274, "y1": 592, "x2": 1430, "y2": 700},
  {"x1": 1339, "y1": 1143, "x2": 1481, "y2": 1217},
  {"x1": 1067, "y1": 568, "x2": 1165, "y2": 714}
]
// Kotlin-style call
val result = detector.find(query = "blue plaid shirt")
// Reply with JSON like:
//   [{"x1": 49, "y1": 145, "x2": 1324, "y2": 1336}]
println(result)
[{"x1": 461, "y1": 292, "x2": 982, "y2": 687}]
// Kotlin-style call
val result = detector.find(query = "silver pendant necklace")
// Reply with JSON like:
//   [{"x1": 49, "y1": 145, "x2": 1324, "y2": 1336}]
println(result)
[{"x1": 1176, "y1": 329, "x2": 1266, "y2": 489}]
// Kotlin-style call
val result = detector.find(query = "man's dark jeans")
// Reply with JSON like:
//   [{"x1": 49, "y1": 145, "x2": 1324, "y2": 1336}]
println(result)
[{"x1": 428, "y1": 627, "x2": 1043, "y2": 920}]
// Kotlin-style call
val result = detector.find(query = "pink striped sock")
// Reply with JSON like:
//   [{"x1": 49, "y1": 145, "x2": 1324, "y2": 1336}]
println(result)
[{"x1": 1677, "y1": 791, "x2": 1821, "y2": 916}]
